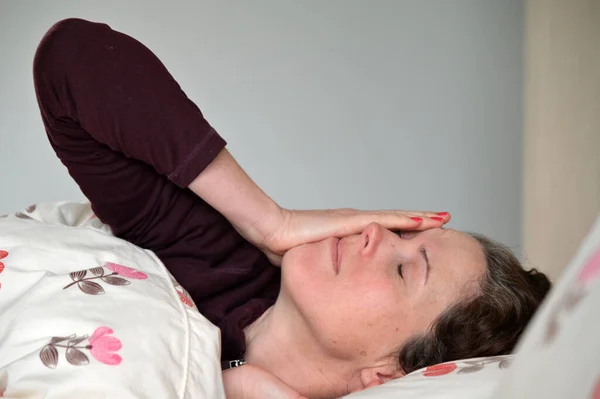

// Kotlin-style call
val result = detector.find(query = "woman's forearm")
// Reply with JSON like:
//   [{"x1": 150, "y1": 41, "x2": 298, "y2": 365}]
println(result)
[
  {"x1": 188, "y1": 148, "x2": 282, "y2": 246},
  {"x1": 189, "y1": 148, "x2": 447, "y2": 267}
]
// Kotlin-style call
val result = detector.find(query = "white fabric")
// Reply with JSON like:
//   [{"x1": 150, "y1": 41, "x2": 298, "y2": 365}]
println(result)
[
  {"x1": 0, "y1": 202, "x2": 226, "y2": 399},
  {"x1": 2, "y1": 202, "x2": 597, "y2": 399},
  {"x1": 344, "y1": 355, "x2": 513, "y2": 399},
  {"x1": 491, "y1": 216, "x2": 600, "y2": 399}
]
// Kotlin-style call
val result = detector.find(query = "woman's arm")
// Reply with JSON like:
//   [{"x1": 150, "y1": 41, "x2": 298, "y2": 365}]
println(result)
[
  {"x1": 189, "y1": 148, "x2": 450, "y2": 265},
  {"x1": 222, "y1": 364, "x2": 308, "y2": 399},
  {"x1": 188, "y1": 148, "x2": 283, "y2": 262}
]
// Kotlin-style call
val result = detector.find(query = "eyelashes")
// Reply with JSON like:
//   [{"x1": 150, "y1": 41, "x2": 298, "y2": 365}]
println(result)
[
  {"x1": 396, "y1": 231, "x2": 404, "y2": 279},
  {"x1": 394, "y1": 230, "x2": 404, "y2": 280}
]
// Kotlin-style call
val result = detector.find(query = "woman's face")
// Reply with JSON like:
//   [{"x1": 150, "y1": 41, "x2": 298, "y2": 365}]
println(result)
[{"x1": 280, "y1": 223, "x2": 486, "y2": 366}]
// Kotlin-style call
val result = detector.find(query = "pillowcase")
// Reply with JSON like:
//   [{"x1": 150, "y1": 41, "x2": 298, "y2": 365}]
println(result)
[
  {"x1": 0, "y1": 202, "x2": 226, "y2": 399},
  {"x1": 491, "y1": 217, "x2": 600, "y2": 399},
  {"x1": 344, "y1": 355, "x2": 513, "y2": 399}
]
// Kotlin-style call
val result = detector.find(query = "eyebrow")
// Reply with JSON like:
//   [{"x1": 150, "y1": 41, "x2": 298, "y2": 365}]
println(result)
[{"x1": 420, "y1": 247, "x2": 431, "y2": 284}]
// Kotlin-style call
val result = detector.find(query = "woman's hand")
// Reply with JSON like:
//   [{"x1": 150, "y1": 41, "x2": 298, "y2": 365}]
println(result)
[
  {"x1": 222, "y1": 365, "x2": 308, "y2": 399},
  {"x1": 251, "y1": 208, "x2": 450, "y2": 265},
  {"x1": 190, "y1": 149, "x2": 450, "y2": 265}
]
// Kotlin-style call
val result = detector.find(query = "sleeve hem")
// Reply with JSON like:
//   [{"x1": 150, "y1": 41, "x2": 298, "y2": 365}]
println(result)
[{"x1": 168, "y1": 128, "x2": 227, "y2": 188}]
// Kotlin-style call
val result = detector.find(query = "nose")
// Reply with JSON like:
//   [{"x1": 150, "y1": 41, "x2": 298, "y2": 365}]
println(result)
[{"x1": 360, "y1": 222, "x2": 385, "y2": 257}]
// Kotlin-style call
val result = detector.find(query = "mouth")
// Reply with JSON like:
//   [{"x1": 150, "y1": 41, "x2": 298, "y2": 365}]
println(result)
[{"x1": 331, "y1": 238, "x2": 341, "y2": 275}]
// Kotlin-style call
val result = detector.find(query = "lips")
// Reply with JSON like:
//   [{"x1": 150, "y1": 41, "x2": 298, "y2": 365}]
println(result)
[
  {"x1": 332, "y1": 238, "x2": 342, "y2": 274},
  {"x1": 331, "y1": 238, "x2": 341, "y2": 274}
]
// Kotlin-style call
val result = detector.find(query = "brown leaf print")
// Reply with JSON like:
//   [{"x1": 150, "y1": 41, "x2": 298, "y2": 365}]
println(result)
[
  {"x1": 101, "y1": 276, "x2": 130, "y2": 286},
  {"x1": 50, "y1": 335, "x2": 75, "y2": 345},
  {"x1": 15, "y1": 212, "x2": 32, "y2": 220},
  {"x1": 66, "y1": 347, "x2": 90, "y2": 366},
  {"x1": 70, "y1": 270, "x2": 87, "y2": 281},
  {"x1": 64, "y1": 264, "x2": 146, "y2": 295},
  {"x1": 40, "y1": 345, "x2": 59, "y2": 369},
  {"x1": 464, "y1": 360, "x2": 485, "y2": 366},
  {"x1": 458, "y1": 364, "x2": 485, "y2": 374},
  {"x1": 564, "y1": 289, "x2": 586, "y2": 311},
  {"x1": 26, "y1": 204, "x2": 36, "y2": 213},
  {"x1": 544, "y1": 317, "x2": 559, "y2": 344},
  {"x1": 68, "y1": 336, "x2": 88, "y2": 346},
  {"x1": 78, "y1": 281, "x2": 105, "y2": 295}
]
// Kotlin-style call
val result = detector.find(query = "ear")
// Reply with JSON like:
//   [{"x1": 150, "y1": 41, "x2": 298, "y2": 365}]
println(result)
[{"x1": 352, "y1": 364, "x2": 403, "y2": 392}]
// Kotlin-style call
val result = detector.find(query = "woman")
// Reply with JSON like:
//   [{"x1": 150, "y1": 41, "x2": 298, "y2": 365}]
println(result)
[{"x1": 33, "y1": 19, "x2": 551, "y2": 398}]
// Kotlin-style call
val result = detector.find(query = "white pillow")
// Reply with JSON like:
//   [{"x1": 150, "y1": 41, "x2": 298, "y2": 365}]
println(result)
[
  {"x1": 0, "y1": 202, "x2": 226, "y2": 399},
  {"x1": 344, "y1": 355, "x2": 513, "y2": 399},
  {"x1": 492, "y1": 217, "x2": 600, "y2": 399}
]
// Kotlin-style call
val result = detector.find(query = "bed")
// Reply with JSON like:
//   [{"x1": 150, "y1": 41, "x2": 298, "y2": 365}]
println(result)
[{"x1": 0, "y1": 202, "x2": 597, "y2": 399}]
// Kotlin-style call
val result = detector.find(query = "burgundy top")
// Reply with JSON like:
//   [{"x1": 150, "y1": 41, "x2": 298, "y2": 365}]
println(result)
[{"x1": 33, "y1": 18, "x2": 280, "y2": 360}]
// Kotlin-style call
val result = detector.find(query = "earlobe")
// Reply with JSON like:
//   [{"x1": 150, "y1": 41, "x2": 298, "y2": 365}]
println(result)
[{"x1": 354, "y1": 365, "x2": 402, "y2": 392}]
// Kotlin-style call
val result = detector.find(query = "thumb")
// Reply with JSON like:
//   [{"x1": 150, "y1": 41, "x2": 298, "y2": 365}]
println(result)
[{"x1": 266, "y1": 252, "x2": 283, "y2": 266}]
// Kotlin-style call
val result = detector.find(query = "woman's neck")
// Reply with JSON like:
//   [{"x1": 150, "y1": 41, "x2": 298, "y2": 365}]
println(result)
[{"x1": 243, "y1": 300, "x2": 356, "y2": 398}]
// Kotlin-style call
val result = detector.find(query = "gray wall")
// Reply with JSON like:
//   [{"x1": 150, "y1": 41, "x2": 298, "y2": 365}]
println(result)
[{"x1": 0, "y1": 1, "x2": 524, "y2": 249}]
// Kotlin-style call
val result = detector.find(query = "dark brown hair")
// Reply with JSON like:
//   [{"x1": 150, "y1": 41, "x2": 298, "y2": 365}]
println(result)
[{"x1": 397, "y1": 233, "x2": 552, "y2": 374}]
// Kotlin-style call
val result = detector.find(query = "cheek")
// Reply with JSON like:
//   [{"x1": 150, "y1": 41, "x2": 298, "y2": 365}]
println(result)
[
  {"x1": 349, "y1": 282, "x2": 404, "y2": 326},
  {"x1": 280, "y1": 244, "x2": 328, "y2": 303},
  {"x1": 328, "y1": 282, "x2": 412, "y2": 358}
]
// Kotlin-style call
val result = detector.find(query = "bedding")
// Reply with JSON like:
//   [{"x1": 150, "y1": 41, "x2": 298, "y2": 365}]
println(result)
[
  {"x1": 0, "y1": 202, "x2": 226, "y2": 399},
  {"x1": 2, "y1": 201, "x2": 595, "y2": 398},
  {"x1": 343, "y1": 355, "x2": 514, "y2": 398},
  {"x1": 491, "y1": 216, "x2": 600, "y2": 399}
]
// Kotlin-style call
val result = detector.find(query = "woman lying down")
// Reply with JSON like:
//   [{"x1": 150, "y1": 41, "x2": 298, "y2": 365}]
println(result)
[{"x1": 33, "y1": 18, "x2": 552, "y2": 399}]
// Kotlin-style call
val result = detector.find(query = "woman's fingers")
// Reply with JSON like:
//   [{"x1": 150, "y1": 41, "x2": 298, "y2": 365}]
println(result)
[
  {"x1": 260, "y1": 208, "x2": 453, "y2": 266},
  {"x1": 373, "y1": 210, "x2": 451, "y2": 230},
  {"x1": 332, "y1": 209, "x2": 451, "y2": 235}
]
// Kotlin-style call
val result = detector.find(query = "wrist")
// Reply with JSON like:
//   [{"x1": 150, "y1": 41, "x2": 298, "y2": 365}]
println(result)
[{"x1": 188, "y1": 148, "x2": 284, "y2": 246}]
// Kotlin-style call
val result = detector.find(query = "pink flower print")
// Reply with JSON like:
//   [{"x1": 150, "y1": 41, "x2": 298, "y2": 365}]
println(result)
[
  {"x1": 170, "y1": 275, "x2": 195, "y2": 308},
  {"x1": 105, "y1": 262, "x2": 148, "y2": 280},
  {"x1": 40, "y1": 327, "x2": 123, "y2": 368},
  {"x1": 577, "y1": 249, "x2": 600, "y2": 285},
  {"x1": 591, "y1": 376, "x2": 600, "y2": 399},
  {"x1": 178, "y1": 290, "x2": 194, "y2": 308},
  {"x1": 423, "y1": 362, "x2": 457, "y2": 376},
  {"x1": 89, "y1": 327, "x2": 122, "y2": 365},
  {"x1": 0, "y1": 370, "x2": 7, "y2": 397},
  {"x1": 0, "y1": 250, "x2": 7, "y2": 273},
  {"x1": 0, "y1": 250, "x2": 7, "y2": 290}
]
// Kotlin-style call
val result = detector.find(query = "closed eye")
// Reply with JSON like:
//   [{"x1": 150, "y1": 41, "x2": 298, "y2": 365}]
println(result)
[{"x1": 397, "y1": 264, "x2": 404, "y2": 279}]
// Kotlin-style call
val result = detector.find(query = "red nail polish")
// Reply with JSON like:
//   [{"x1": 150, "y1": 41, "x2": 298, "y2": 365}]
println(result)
[
  {"x1": 431, "y1": 217, "x2": 444, "y2": 222},
  {"x1": 410, "y1": 217, "x2": 423, "y2": 222},
  {"x1": 436, "y1": 212, "x2": 449, "y2": 216}
]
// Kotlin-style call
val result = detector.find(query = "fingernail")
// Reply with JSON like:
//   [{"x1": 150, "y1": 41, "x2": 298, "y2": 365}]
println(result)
[
  {"x1": 410, "y1": 217, "x2": 423, "y2": 222},
  {"x1": 436, "y1": 212, "x2": 449, "y2": 216},
  {"x1": 431, "y1": 217, "x2": 444, "y2": 222}
]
